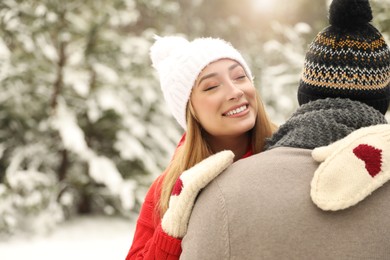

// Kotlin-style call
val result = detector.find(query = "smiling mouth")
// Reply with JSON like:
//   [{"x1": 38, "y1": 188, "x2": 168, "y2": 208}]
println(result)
[{"x1": 223, "y1": 105, "x2": 248, "y2": 116}]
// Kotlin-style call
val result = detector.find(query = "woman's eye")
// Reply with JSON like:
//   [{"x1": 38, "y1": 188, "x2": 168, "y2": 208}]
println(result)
[
  {"x1": 234, "y1": 75, "x2": 247, "y2": 81},
  {"x1": 204, "y1": 85, "x2": 219, "y2": 91}
]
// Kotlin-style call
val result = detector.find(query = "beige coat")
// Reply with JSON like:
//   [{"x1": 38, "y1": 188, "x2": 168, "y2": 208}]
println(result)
[{"x1": 181, "y1": 147, "x2": 390, "y2": 260}]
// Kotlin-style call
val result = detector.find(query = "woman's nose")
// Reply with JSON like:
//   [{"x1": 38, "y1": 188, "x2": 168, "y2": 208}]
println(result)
[{"x1": 226, "y1": 81, "x2": 244, "y2": 100}]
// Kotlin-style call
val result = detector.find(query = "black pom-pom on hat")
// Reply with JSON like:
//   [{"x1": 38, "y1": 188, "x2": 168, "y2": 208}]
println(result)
[
  {"x1": 329, "y1": 0, "x2": 373, "y2": 28},
  {"x1": 297, "y1": 0, "x2": 390, "y2": 115}
]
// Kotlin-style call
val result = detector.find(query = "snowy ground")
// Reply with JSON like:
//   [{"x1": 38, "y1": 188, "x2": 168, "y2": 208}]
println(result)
[{"x1": 0, "y1": 215, "x2": 135, "y2": 260}]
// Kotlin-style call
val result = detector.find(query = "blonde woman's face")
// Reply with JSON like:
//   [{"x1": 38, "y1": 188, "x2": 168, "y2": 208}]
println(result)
[{"x1": 190, "y1": 59, "x2": 257, "y2": 138}]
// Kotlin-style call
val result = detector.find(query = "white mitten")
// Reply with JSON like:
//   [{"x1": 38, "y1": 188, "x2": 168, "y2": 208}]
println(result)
[
  {"x1": 311, "y1": 124, "x2": 390, "y2": 211},
  {"x1": 161, "y1": 150, "x2": 234, "y2": 238}
]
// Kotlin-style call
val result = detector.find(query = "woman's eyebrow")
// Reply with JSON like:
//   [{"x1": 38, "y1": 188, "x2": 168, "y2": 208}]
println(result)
[
  {"x1": 196, "y1": 63, "x2": 241, "y2": 87},
  {"x1": 197, "y1": 72, "x2": 218, "y2": 87},
  {"x1": 228, "y1": 63, "x2": 240, "y2": 71}
]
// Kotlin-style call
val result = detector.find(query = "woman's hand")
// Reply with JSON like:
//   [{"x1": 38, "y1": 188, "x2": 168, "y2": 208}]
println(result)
[{"x1": 161, "y1": 150, "x2": 234, "y2": 238}]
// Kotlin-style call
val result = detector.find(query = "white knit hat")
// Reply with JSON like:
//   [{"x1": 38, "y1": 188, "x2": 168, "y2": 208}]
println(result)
[{"x1": 150, "y1": 36, "x2": 253, "y2": 130}]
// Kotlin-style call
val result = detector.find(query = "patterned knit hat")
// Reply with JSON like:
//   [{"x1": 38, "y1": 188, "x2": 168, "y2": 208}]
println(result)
[
  {"x1": 150, "y1": 36, "x2": 253, "y2": 130},
  {"x1": 298, "y1": 0, "x2": 390, "y2": 114}
]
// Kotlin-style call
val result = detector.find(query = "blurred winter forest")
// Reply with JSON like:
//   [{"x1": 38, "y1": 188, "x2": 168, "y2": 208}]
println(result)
[{"x1": 0, "y1": 0, "x2": 389, "y2": 236}]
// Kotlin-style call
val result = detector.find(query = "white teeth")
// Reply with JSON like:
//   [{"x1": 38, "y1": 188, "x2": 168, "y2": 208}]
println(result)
[{"x1": 225, "y1": 105, "x2": 247, "y2": 116}]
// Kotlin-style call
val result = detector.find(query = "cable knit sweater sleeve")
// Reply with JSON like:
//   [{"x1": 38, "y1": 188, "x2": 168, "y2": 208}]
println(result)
[{"x1": 125, "y1": 175, "x2": 182, "y2": 259}]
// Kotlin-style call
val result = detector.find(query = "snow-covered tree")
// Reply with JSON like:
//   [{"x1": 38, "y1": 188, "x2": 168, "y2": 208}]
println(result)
[
  {"x1": 0, "y1": 0, "x2": 182, "y2": 234},
  {"x1": 256, "y1": 22, "x2": 313, "y2": 124}
]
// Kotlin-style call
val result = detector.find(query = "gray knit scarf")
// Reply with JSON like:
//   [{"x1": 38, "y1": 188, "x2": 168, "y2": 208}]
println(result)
[{"x1": 266, "y1": 98, "x2": 388, "y2": 150}]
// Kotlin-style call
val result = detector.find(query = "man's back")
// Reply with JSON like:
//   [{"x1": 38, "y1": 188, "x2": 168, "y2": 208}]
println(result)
[{"x1": 181, "y1": 147, "x2": 390, "y2": 260}]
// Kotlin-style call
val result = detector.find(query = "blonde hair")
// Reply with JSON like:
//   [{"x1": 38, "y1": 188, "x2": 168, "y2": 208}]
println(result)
[{"x1": 158, "y1": 92, "x2": 277, "y2": 216}]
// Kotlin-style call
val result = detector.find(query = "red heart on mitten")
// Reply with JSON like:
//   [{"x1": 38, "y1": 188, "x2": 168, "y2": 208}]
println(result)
[{"x1": 353, "y1": 144, "x2": 383, "y2": 177}]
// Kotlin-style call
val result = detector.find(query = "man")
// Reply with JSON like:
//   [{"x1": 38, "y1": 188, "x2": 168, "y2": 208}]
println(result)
[{"x1": 181, "y1": 0, "x2": 390, "y2": 259}]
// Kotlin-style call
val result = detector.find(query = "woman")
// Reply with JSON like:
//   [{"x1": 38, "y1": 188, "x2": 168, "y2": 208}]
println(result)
[{"x1": 125, "y1": 36, "x2": 276, "y2": 259}]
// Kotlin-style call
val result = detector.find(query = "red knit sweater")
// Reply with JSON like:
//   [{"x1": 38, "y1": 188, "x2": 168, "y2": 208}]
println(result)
[
  {"x1": 125, "y1": 173, "x2": 182, "y2": 259},
  {"x1": 125, "y1": 134, "x2": 253, "y2": 260}
]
